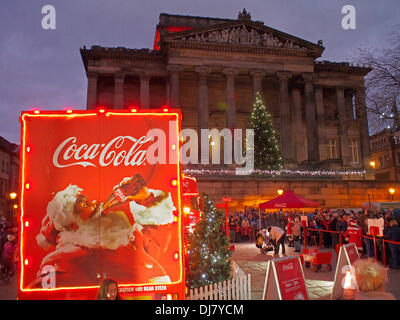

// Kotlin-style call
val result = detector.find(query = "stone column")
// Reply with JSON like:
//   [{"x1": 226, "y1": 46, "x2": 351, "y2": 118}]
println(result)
[
  {"x1": 166, "y1": 80, "x2": 170, "y2": 105},
  {"x1": 250, "y1": 69, "x2": 266, "y2": 102},
  {"x1": 113, "y1": 72, "x2": 125, "y2": 109},
  {"x1": 195, "y1": 67, "x2": 211, "y2": 131},
  {"x1": 167, "y1": 65, "x2": 183, "y2": 108},
  {"x1": 223, "y1": 68, "x2": 239, "y2": 129},
  {"x1": 355, "y1": 87, "x2": 371, "y2": 167},
  {"x1": 86, "y1": 72, "x2": 98, "y2": 110},
  {"x1": 336, "y1": 86, "x2": 351, "y2": 164},
  {"x1": 303, "y1": 73, "x2": 319, "y2": 162},
  {"x1": 291, "y1": 87, "x2": 306, "y2": 163},
  {"x1": 195, "y1": 67, "x2": 211, "y2": 163},
  {"x1": 315, "y1": 85, "x2": 325, "y2": 122},
  {"x1": 315, "y1": 85, "x2": 327, "y2": 158},
  {"x1": 277, "y1": 71, "x2": 293, "y2": 163},
  {"x1": 140, "y1": 74, "x2": 150, "y2": 109}
]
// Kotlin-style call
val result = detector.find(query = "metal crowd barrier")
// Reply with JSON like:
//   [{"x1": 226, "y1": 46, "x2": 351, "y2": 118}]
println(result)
[{"x1": 305, "y1": 227, "x2": 400, "y2": 267}]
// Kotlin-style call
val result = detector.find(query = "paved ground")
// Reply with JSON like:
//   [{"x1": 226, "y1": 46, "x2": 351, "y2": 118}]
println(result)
[
  {"x1": 231, "y1": 242, "x2": 400, "y2": 300},
  {"x1": 0, "y1": 275, "x2": 17, "y2": 300}
]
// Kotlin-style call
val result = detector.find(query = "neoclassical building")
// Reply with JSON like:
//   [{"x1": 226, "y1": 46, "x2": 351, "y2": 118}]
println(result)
[{"x1": 80, "y1": 10, "x2": 371, "y2": 171}]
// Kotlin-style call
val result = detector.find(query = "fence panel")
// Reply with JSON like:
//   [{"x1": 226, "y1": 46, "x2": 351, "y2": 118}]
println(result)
[{"x1": 187, "y1": 275, "x2": 251, "y2": 300}]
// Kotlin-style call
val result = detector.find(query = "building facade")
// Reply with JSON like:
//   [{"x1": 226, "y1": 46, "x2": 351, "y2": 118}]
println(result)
[
  {"x1": 80, "y1": 11, "x2": 372, "y2": 171},
  {"x1": 0, "y1": 136, "x2": 19, "y2": 222},
  {"x1": 370, "y1": 128, "x2": 400, "y2": 180}
]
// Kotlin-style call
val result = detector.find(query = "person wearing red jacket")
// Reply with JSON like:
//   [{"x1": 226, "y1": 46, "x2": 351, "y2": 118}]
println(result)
[{"x1": 343, "y1": 220, "x2": 363, "y2": 253}]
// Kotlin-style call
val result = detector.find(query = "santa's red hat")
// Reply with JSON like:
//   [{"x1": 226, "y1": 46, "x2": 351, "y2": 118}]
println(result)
[{"x1": 349, "y1": 220, "x2": 359, "y2": 227}]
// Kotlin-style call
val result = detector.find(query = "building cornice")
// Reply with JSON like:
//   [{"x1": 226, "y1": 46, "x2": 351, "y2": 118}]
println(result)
[
  {"x1": 80, "y1": 46, "x2": 163, "y2": 72},
  {"x1": 315, "y1": 60, "x2": 371, "y2": 75},
  {"x1": 163, "y1": 39, "x2": 321, "y2": 58}
]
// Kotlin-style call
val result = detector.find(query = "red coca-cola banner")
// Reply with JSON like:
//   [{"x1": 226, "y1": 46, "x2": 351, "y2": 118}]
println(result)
[
  {"x1": 273, "y1": 257, "x2": 308, "y2": 300},
  {"x1": 19, "y1": 110, "x2": 183, "y2": 297}
]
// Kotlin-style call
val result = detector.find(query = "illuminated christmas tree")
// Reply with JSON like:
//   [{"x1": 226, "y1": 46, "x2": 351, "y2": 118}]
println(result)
[
  {"x1": 250, "y1": 92, "x2": 283, "y2": 170},
  {"x1": 186, "y1": 193, "x2": 232, "y2": 288}
]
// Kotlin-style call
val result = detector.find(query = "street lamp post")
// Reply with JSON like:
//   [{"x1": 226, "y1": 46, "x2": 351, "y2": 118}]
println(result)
[
  {"x1": 389, "y1": 188, "x2": 395, "y2": 201},
  {"x1": 9, "y1": 192, "x2": 18, "y2": 222},
  {"x1": 369, "y1": 161, "x2": 376, "y2": 169}
]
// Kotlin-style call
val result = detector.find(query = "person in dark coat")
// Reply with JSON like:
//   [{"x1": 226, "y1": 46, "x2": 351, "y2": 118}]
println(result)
[
  {"x1": 330, "y1": 213, "x2": 339, "y2": 250},
  {"x1": 337, "y1": 215, "x2": 348, "y2": 233},
  {"x1": 392, "y1": 208, "x2": 400, "y2": 226},
  {"x1": 386, "y1": 219, "x2": 400, "y2": 269}
]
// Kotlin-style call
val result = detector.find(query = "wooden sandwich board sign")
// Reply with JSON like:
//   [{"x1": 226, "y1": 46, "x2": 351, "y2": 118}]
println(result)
[
  {"x1": 331, "y1": 243, "x2": 360, "y2": 300},
  {"x1": 262, "y1": 256, "x2": 308, "y2": 300}
]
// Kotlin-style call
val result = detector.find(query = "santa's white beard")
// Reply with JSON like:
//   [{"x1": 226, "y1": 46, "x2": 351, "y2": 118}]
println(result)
[{"x1": 46, "y1": 184, "x2": 82, "y2": 232}]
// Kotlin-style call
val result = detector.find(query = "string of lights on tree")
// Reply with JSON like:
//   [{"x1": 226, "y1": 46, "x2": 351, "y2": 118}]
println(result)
[
  {"x1": 250, "y1": 92, "x2": 284, "y2": 170},
  {"x1": 369, "y1": 104, "x2": 398, "y2": 134},
  {"x1": 186, "y1": 193, "x2": 232, "y2": 288}
]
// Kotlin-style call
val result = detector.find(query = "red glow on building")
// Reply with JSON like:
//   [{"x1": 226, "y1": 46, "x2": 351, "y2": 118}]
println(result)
[{"x1": 153, "y1": 26, "x2": 193, "y2": 51}]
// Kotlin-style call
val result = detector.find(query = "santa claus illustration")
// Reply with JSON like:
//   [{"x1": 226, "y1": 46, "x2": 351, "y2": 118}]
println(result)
[{"x1": 30, "y1": 175, "x2": 177, "y2": 288}]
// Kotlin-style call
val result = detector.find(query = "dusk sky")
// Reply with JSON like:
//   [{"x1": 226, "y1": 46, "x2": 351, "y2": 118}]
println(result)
[{"x1": 1, "y1": 0, "x2": 399, "y2": 144}]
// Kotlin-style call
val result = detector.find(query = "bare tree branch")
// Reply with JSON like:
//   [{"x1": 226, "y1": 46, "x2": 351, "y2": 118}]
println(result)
[{"x1": 355, "y1": 25, "x2": 400, "y2": 135}]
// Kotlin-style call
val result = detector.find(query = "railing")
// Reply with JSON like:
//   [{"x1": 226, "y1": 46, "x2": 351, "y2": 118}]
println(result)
[
  {"x1": 228, "y1": 226, "x2": 257, "y2": 241},
  {"x1": 186, "y1": 275, "x2": 251, "y2": 300},
  {"x1": 304, "y1": 227, "x2": 400, "y2": 268},
  {"x1": 382, "y1": 238, "x2": 400, "y2": 267},
  {"x1": 360, "y1": 234, "x2": 400, "y2": 267},
  {"x1": 304, "y1": 228, "x2": 343, "y2": 249}
]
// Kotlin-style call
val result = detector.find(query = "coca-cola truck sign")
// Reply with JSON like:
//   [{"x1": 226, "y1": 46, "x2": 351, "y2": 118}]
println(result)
[
  {"x1": 52, "y1": 135, "x2": 152, "y2": 168},
  {"x1": 18, "y1": 110, "x2": 184, "y2": 299}
]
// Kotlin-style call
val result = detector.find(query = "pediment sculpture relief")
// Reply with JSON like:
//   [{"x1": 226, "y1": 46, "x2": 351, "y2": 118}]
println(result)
[{"x1": 181, "y1": 25, "x2": 305, "y2": 49}]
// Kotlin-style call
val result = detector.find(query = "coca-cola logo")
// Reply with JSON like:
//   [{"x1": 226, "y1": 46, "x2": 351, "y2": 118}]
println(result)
[
  {"x1": 282, "y1": 262, "x2": 294, "y2": 271},
  {"x1": 52, "y1": 136, "x2": 152, "y2": 168}
]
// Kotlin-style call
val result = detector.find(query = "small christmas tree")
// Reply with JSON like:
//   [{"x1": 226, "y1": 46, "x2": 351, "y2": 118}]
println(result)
[
  {"x1": 186, "y1": 193, "x2": 232, "y2": 288},
  {"x1": 250, "y1": 92, "x2": 283, "y2": 170}
]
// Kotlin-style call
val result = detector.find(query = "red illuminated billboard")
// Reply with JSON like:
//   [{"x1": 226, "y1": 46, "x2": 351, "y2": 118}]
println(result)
[{"x1": 18, "y1": 110, "x2": 184, "y2": 299}]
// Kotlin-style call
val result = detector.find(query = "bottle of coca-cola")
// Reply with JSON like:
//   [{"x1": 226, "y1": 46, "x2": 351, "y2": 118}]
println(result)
[{"x1": 102, "y1": 174, "x2": 146, "y2": 210}]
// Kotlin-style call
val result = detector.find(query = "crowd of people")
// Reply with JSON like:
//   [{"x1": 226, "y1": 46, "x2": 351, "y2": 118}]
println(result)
[
  {"x1": 227, "y1": 207, "x2": 400, "y2": 269},
  {"x1": 0, "y1": 220, "x2": 18, "y2": 283}
]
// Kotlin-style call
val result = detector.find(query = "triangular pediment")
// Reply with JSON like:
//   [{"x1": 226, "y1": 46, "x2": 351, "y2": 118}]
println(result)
[{"x1": 162, "y1": 19, "x2": 324, "y2": 53}]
